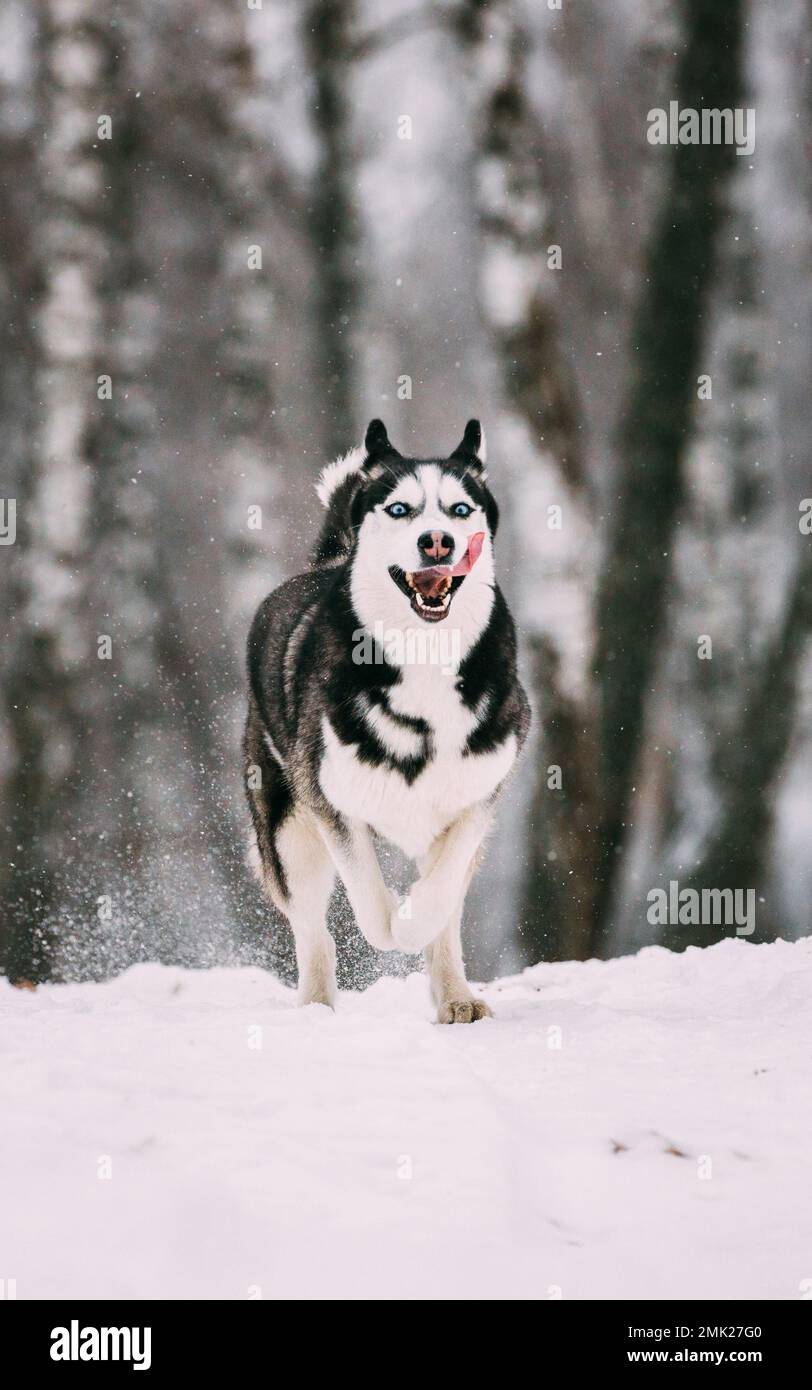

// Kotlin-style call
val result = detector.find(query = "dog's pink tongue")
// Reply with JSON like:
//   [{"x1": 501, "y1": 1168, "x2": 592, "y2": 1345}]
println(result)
[
  {"x1": 451, "y1": 530, "x2": 484, "y2": 576},
  {"x1": 411, "y1": 532, "x2": 485, "y2": 597}
]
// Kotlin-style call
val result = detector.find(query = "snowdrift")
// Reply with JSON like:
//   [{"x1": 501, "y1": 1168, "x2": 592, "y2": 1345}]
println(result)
[{"x1": 2, "y1": 937, "x2": 810, "y2": 1300}]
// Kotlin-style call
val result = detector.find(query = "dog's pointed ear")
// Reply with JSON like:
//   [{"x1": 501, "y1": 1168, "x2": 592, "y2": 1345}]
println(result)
[
  {"x1": 364, "y1": 418, "x2": 400, "y2": 460},
  {"x1": 450, "y1": 419, "x2": 487, "y2": 469}
]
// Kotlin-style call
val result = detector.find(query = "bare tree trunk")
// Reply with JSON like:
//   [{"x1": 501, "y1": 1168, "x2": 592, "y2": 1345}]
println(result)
[
  {"x1": 3, "y1": 0, "x2": 114, "y2": 981},
  {"x1": 659, "y1": 6, "x2": 812, "y2": 944},
  {"x1": 0, "y1": 118, "x2": 40, "y2": 974},
  {"x1": 455, "y1": 0, "x2": 584, "y2": 485},
  {"x1": 520, "y1": 635, "x2": 603, "y2": 960},
  {"x1": 136, "y1": 5, "x2": 286, "y2": 956},
  {"x1": 205, "y1": 2, "x2": 281, "y2": 630},
  {"x1": 82, "y1": 28, "x2": 162, "y2": 886},
  {"x1": 459, "y1": 0, "x2": 600, "y2": 959},
  {"x1": 302, "y1": 0, "x2": 360, "y2": 457},
  {"x1": 462, "y1": 0, "x2": 752, "y2": 961},
  {"x1": 592, "y1": 0, "x2": 747, "y2": 949},
  {"x1": 659, "y1": 546, "x2": 812, "y2": 949}
]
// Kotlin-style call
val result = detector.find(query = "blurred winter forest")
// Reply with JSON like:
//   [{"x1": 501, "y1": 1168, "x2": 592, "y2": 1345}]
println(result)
[{"x1": 1, "y1": 0, "x2": 811, "y2": 987}]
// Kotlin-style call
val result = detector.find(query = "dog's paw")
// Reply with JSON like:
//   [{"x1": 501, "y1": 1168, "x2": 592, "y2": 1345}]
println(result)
[{"x1": 437, "y1": 997, "x2": 493, "y2": 1025}]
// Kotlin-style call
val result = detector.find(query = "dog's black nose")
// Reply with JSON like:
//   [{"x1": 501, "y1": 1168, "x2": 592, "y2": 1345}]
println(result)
[{"x1": 417, "y1": 530, "x2": 454, "y2": 561}]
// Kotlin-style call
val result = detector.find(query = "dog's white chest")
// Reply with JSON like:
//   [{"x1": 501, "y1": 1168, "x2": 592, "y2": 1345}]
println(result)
[{"x1": 319, "y1": 665, "x2": 517, "y2": 860}]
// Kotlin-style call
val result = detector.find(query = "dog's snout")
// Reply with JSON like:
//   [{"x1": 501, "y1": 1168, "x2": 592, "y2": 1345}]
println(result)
[{"x1": 417, "y1": 530, "x2": 454, "y2": 561}]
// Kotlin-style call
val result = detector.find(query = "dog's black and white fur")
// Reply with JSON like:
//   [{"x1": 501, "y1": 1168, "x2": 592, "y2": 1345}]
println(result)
[{"x1": 244, "y1": 419, "x2": 530, "y2": 1022}]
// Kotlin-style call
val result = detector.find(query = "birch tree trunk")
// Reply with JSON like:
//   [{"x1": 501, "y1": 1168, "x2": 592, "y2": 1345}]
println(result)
[
  {"x1": 159, "y1": 2, "x2": 284, "y2": 945},
  {"x1": 205, "y1": 2, "x2": 281, "y2": 638},
  {"x1": 462, "y1": 0, "x2": 750, "y2": 959},
  {"x1": 3, "y1": 0, "x2": 113, "y2": 981},
  {"x1": 458, "y1": 0, "x2": 600, "y2": 960}
]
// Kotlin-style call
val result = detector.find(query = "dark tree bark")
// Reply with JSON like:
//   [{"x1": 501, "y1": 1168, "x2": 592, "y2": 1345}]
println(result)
[
  {"x1": 661, "y1": 60, "x2": 812, "y2": 942},
  {"x1": 662, "y1": 544, "x2": 812, "y2": 948},
  {"x1": 591, "y1": 0, "x2": 747, "y2": 949},
  {"x1": 519, "y1": 635, "x2": 603, "y2": 961},
  {"x1": 462, "y1": 0, "x2": 759, "y2": 961},
  {"x1": 302, "y1": 0, "x2": 360, "y2": 458},
  {"x1": 83, "y1": 29, "x2": 162, "y2": 883}
]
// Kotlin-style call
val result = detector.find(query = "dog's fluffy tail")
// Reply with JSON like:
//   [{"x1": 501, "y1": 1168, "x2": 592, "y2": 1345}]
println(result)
[{"x1": 312, "y1": 445, "x2": 365, "y2": 567}]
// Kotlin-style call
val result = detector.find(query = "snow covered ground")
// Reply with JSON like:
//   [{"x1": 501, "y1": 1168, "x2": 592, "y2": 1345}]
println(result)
[{"x1": 2, "y1": 937, "x2": 810, "y2": 1301}]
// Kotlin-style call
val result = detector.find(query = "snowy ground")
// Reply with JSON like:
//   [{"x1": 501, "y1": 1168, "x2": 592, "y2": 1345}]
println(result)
[{"x1": 2, "y1": 937, "x2": 810, "y2": 1301}]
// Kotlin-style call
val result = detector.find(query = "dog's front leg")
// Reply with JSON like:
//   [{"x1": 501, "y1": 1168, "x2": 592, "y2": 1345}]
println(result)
[
  {"x1": 425, "y1": 881, "x2": 493, "y2": 1025},
  {"x1": 392, "y1": 802, "x2": 492, "y2": 955},
  {"x1": 318, "y1": 817, "x2": 397, "y2": 951}
]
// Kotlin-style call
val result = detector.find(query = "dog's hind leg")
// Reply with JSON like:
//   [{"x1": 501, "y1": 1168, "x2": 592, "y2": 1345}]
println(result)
[
  {"x1": 275, "y1": 811, "x2": 338, "y2": 1007},
  {"x1": 254, "y1": 808, "x2": 336, "y2": 1007},
  {"x1": 245, "y1": 703, "x2": 337, "y2": 1006}
]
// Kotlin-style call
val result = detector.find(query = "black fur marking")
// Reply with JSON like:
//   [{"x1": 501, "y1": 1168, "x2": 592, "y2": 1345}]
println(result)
[
  {"x1": 322, "y1": 572, "x2": 433, "y2": 783},
  {"x1": 457, "y1": 589, "x2": 531, "y2": 756},
  {"x1": 243, "y1": 696, "x2": 293, "y2": 900}
]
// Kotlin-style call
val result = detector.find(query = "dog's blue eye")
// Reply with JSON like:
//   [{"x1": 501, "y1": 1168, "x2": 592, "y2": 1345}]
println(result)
[
  {"x1": 385, "y1": 502, "x2": 409, "y2": 518},
  {"x1": 452, "y1": 502, "x2": 472, "y2": 518}
]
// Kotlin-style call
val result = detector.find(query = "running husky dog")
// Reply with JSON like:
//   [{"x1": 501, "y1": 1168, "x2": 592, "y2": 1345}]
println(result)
[{"x1": 244, "y1": 419, "x2": 530, "y2": 1022}]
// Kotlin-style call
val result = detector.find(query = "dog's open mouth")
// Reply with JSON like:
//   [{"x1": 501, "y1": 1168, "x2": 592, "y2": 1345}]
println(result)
[{"x1": 389, "y1": 532, "x2": 484, "y2": 623}]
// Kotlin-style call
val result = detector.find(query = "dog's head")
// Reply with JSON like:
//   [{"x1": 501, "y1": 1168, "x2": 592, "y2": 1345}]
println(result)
[{"x1": 315, "y1": 419, "x2": 498, "y2": 642}]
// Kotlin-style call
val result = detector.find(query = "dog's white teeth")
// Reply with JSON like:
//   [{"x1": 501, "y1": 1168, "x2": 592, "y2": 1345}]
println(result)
[
  {"x1": 405, "y1": 572, "x2": 416, "y2": 590},
  {"x1": 413, "y1": 591, "x2": 450, "y2": 613}
]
